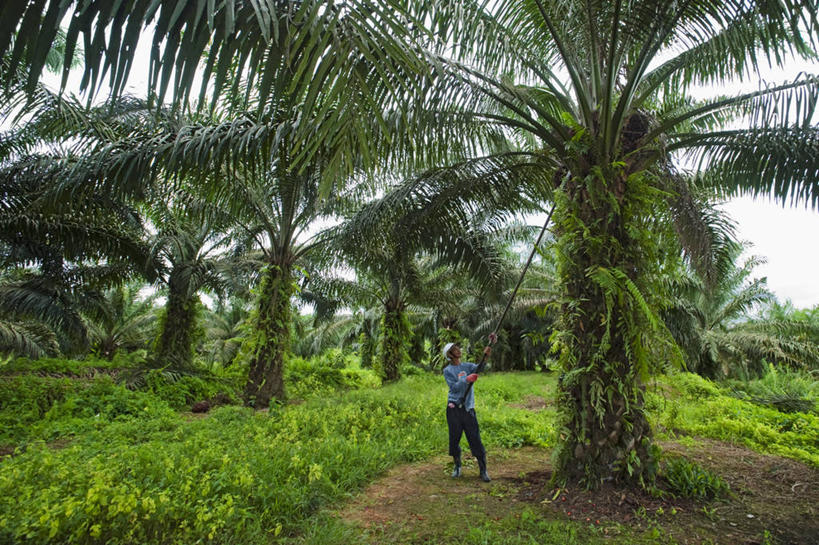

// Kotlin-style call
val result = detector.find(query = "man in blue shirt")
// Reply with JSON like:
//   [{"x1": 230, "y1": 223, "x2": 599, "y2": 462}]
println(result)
[{"x1": 443, "y1": 342, "x2": 491, "y2": 482}]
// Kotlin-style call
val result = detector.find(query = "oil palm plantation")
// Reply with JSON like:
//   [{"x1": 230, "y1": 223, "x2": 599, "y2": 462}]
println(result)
[
  {"x1": 1, "y1": 2, "x2": 437, "y2": 407},
  {"x1": 320, "y1": 166, "x2": 549, "y2": 380},
  {"x1": 5, "y1": 0, "x2": 819, "y2": 487}
]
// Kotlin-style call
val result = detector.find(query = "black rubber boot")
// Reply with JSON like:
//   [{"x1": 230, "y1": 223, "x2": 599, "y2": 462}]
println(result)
[
  {"x1": 451, "y1": 456, "x2": 462, "y2": 478},
  {"x1": 478, "y1": 456, "x2": 491, "y2": 482}
]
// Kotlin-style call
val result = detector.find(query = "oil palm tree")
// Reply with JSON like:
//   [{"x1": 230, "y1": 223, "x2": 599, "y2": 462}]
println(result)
[
  {"x1": 1, "y1": 81, "x2": 175, "y2": 359},
  {"x1": 0, "y1": 270, "x2": 61, "y2": 358},
  {"x1": 0, "y1": 152, "x2": 153, "y2": 354},
  {"x1": 1, "y1": 1, "x2": 427, "y2": 188},
  {"x1": 85, "y1": 282, "x2": 157, "y2": 360},
  {"x1": 148, "y1": 207, "x2": 232, "y2": 369},
  {"x1": 223, "y1": 164, "x2": 355, "y2": 405},
  {"x1": 380, "y1": 0, "x2": 819, "y2": 486},
  {"x1": 666, "y1": 242, "x2": 819, "y2": 378}
]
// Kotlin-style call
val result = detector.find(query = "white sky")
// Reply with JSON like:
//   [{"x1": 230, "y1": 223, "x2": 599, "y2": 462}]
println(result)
[
  {"x1": 722, "y1": 197, "x2": 819, "y2": 308},
  {"x1": 33, "y1": 28, "x2": 819, "y2": 311}
]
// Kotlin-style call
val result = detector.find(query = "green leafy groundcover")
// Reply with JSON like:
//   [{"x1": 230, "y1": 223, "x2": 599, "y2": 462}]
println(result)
[
  {"x1": 0, "y1": 371, "x2": 234, "y2": 447},
  {"x1": 1, "y1": 368, "x2": 816, "y2": 544},
  {"x1": 648, "y1": 373, "x2": 819, "y2": 467},
  {"x1": 0, "y1": 373, "x2": 554, "y2": 545}
]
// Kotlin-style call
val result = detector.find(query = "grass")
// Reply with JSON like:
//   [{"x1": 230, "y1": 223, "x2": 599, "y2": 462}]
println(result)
[{"x1": 0, "y1": 357, "x2": 816, "y2": 544}]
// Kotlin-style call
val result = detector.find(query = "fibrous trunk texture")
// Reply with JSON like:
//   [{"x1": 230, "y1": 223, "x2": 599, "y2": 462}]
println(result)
[
  {"x1": 153, "y1": 272, "x2": 198, "y2": 369},
  {"x1": 552, "y1": 168, "x2": 658, "y2": 488},
  {"x1": 244, "y1": 264, "x2": 292, "y2": 408},
  {"x1": 378, "y1": 303, "x2": 409, "y2": 382}
]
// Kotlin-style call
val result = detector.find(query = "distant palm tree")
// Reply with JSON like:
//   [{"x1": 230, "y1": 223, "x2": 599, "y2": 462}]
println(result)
[
  {"x1": 85, "y1": 283, "x2": 157, "y2": 360},
  {"x1": 200, "y1": 298, "x2": 249, "y2": 369},
  {"x1": 666, "y1": 244, "x2": 819, "y2": 378},
  {"x1": 148, "y1": 208, "x2": 232, "y2": 369}
]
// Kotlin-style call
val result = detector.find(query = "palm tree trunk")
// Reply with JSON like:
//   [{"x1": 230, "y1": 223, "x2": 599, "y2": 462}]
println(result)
[
  {"x1": 360, "y1": 331, "x2": 375, "y2": 369},
  {"x1": 552, "y1": 169, "x2": 658, "y2": 487},
  {"x1": 378, "y1": 301, "x2": 409, "y2": 382},
  {"x1": 244, "y1": 263, "x2": 292, "y2": 408},
  {"x1": 153, "y1": 272, "x2": 198, "y2": 369}
]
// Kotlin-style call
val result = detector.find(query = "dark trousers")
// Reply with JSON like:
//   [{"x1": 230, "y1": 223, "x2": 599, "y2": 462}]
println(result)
[{"x1": 446, "y1": 405, "x2": 486, "y2": 459}]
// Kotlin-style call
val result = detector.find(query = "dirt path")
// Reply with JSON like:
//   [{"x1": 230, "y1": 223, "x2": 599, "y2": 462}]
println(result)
[{"x1": 334, "y1": 442, "x2": 819, "y2": 545}]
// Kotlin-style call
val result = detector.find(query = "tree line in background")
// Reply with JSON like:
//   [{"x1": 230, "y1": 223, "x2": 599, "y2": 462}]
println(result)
[{"x1": 2, "y1": 0, "x2": 819, "y2": 489}]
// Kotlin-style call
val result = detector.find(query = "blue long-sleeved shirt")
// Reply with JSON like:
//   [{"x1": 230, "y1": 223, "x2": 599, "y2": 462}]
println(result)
[{"x1": 443, "y1": 362, "x2": 479, "y2": 410}]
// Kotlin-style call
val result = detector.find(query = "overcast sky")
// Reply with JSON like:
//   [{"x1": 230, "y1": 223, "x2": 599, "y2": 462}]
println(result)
[
  {"x1": 722, "y1": 197, "x2": 819, "y2": 309},
  {"x1": 35, "y1": 30, "x2": 819, "y2": 311}
]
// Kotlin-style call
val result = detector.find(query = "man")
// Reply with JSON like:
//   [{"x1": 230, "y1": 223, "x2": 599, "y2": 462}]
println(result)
[{"x1": 442, "y1": 341, "x2": 491, "y2": 482}]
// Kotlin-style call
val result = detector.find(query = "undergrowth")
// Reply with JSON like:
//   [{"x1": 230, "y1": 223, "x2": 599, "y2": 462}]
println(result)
[
  {"x1": 726, "y1": 364, "x2": 817, "y2": 414},
  {"x1": 0, "y1": 372, "x2": 553, "y2": 544},
  {"x1": 648, "y1": 372, "x2": 819, "y2": 467},
  {"x1": 661, "y1": 456, "x2": 730, "y2": 501},
  {"x1": 285, "y1": 350, "x2": 381, "y2": 401},
  {"x1": 0, "y1": 358, "x2": 816, "y2": 544}
]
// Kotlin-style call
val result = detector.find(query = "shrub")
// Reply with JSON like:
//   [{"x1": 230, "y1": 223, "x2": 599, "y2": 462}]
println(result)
[
  {"x1": 285, "y1": 351, "x2": 380, "y2": 400},
  {"x1": 669, "y1": 372, "x2": 723, "y2": 399},
  {"x1": 662, "y1": 456, "x2": 730, "y2": 500},
  {"x1": 726, "y1": 364, "x2": 817, "y2": 414},
  {"x1": 141, "y1": 369, "x2": 240, "y2": 410}
]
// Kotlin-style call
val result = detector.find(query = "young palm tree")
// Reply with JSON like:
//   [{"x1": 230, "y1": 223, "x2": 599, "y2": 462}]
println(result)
[
  {"x1": 666, "y1": 242, "x2": 819, "y2": 378},
  {"x1": 200, "y1": 298, "x2": 249, "y2": 369},
  {"x1": 85, "y1": 282, "x2": 157, "y2": 360}
]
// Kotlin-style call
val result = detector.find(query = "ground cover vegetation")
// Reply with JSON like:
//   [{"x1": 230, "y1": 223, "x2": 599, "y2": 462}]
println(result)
[
  {"x1": 0, "y1": 362, "x2": 816, "y2": 544},
  {"x1": 1, "y1": 0, "x2": 819, "y2": 542}
]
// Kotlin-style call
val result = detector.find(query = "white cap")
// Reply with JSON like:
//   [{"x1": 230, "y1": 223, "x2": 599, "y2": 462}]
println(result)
[{"x1": 443, "y1": 342, "x2": 457, "y2": 360}]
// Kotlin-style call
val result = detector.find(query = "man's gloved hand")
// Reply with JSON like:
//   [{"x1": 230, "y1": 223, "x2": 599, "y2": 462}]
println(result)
[{"x1": 466, "y1": 373, "x2": 478, "y2": 383}]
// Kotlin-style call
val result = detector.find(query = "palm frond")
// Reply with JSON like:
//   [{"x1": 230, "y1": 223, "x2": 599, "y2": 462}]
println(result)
[
  {"x1": 0, "y1": 317, "x2": 60, "y2": 358},
  {"x1": 680, "y1": 126, "x2": 819, "y2": 209}
]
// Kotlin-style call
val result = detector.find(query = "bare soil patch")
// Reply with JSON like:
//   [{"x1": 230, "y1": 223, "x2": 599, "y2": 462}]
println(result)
[
  {"x1": 663, "y1": 438, "x2": 818, "y2": 545},
  {"x1": 336, "y1": 440, "x2": 819, "y2": 545},
  {"x1": 509, "y1": 394, "x2": 551, "y2": 411}
]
